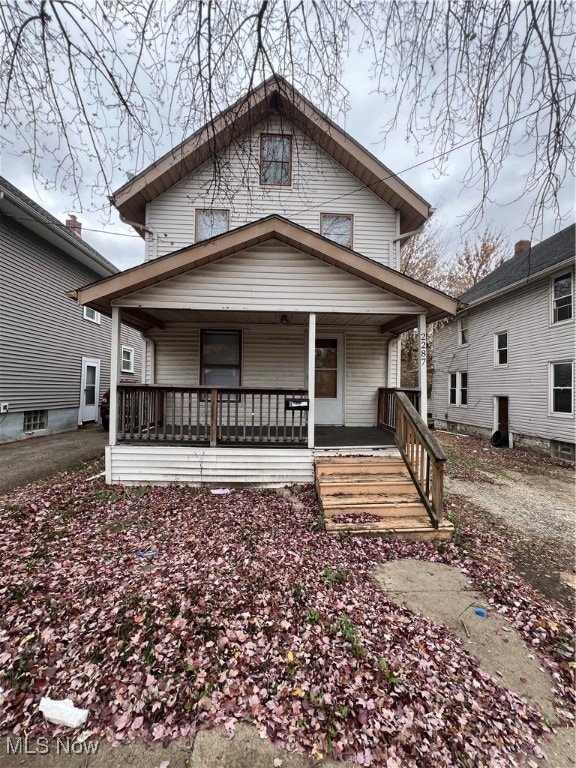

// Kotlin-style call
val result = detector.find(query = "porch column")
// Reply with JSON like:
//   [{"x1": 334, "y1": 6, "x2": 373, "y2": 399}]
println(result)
[
  {"x1": 307, "y1": 313, "x2": 316, "y2": 449},
  {"x1": 418, "y1": 312, "x2": 427, "y2": 421},
  {"x1": 109, "y1": 306, "x2": 121, "y2": 447}
]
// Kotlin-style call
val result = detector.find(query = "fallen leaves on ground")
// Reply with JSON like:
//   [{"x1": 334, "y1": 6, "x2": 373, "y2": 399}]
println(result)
[{"x1": 0, "y1": 461, "x2": 574, "y2": 767}]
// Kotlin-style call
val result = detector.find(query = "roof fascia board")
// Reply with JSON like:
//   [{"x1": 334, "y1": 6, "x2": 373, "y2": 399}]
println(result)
[
  {"x1": 461, "y1": 256, "x2": 575, "y2": 309},
  {"x1": 111, "y1": 77, "x2": 430, "y2": 230}
]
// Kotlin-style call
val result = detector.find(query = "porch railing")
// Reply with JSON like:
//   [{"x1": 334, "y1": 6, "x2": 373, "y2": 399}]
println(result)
[
  {"x1": 116, "y1": 385, "x2": 309, "y2": 446},
  {"x1": 377, "y1": 387, "x2": 421, "y2": 431}
]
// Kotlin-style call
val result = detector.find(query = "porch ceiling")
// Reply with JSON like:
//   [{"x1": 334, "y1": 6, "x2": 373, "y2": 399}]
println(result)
[{"x1": 145, "y1": 309, "x2": 406, "y2": 328}]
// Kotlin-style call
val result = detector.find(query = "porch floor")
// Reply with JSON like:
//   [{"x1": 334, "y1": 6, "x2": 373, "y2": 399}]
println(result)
[
  {"x1": 315, "y1": 426, "x2": 395, "y2": 447},
  {"x1": 116, "y1": 425, "x2": 395, "y2": 448}
]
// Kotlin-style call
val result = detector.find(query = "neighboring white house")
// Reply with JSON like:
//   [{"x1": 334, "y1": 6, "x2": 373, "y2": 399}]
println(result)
[
  {"x1": 73, "y1": 77, "x2": 457, "y2": 488},
  {"x1": 432, "y1": 224, "x2": 575, "y2": 461},
  {"x1": 0, "y1": 176, "x2": 143, "y2": 443}
]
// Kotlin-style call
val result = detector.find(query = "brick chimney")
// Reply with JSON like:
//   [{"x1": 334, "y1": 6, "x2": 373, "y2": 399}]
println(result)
[
  {"x1": 66, "y1": 214, "x2": 82, "y2": 238},
  {"x1": 514, "y1": 239, "x2": 531, "y2": 256}
]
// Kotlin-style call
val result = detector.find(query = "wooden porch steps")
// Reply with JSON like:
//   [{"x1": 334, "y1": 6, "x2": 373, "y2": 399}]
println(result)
[{"x1": 315, "y1": 456, "x2": 453, "y2": 540}]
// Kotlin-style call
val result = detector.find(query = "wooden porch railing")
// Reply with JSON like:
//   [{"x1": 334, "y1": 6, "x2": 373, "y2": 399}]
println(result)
[
  {"x1": 116, "y1": 385, "x2": 309, "y2": 446},
  {"x1": 378, "y1": 389, "x2": 446, "y2": 527},
  {"x1": 377, "y1": 387, "x2": 421, "y2": 431}
]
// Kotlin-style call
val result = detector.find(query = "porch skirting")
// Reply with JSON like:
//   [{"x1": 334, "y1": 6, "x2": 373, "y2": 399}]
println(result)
[{"x1": 105, "y1": 445, "x2": 314, "y2": 486}]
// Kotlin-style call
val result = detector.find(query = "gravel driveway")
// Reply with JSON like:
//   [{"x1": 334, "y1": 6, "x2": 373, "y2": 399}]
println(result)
[{"x1": 446, "y1": 468, "x2": 574, "y2": 540}]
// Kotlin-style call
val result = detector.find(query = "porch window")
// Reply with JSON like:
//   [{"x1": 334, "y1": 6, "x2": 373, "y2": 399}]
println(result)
[
  {"x1": 195, "y1": 209, "x2": 229, "y2": 242},
  {"x1": 551, "y1": 361, "x2": 573, "y2": 414},
  {"x1": 260, "y1": 134, "x2": 291, "y2": 186},
  {"x1": 449, "y1": 371, "x2": 467, "y2": 406},
  {"x1": 458, "y1": 313, "x2": 468, "y2": 345},
  {"x1": 494, "y1": 332, "x2": 508, "y2": 366},
  {"x1": 552, "y1": 272, "x2": 573, "y2": 323},
  {"x1": 315, "y1": 338, "x2": 338, "y2": 398},
  {"x1": 320, "y1": 213, "x2": 353, "y2": 248},
  {"x1": 201, "y1": 330, "x2": 242, "y2": 388}
]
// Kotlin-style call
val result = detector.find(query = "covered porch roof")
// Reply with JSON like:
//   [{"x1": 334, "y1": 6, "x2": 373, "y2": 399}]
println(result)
[{"x1": 71, "y1": 216, "x2": 457, "y2": 332}]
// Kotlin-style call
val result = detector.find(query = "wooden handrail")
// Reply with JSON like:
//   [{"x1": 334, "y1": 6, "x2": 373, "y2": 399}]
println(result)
[{"x1": 393, "y1": 392, "x2": 446, "y2": 527}]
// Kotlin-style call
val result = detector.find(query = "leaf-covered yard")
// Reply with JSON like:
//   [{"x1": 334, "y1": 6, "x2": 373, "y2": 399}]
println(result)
[{"x1": 0, "y1": 460, "x2": 574, "y2": 767}]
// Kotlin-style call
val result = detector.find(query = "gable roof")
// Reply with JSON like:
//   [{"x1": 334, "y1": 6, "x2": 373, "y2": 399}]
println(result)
[
  {"x1": 111, "y1": 76, "x2": 431, "y2": 235},
  {"x1": 71, "y1": 215, "x2": 457, "y2": 330},
  {"x1": 0, "y1": 176, "x2": 118, "y2": 278},
  {"x1": 460, "y1": 224, "x2": 575, "y2": 306}
]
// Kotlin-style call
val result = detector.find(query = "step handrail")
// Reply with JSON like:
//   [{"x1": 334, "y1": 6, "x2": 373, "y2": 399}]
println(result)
[{"x1": 394, "y1": 392, "x2": 446, "y2": 527}]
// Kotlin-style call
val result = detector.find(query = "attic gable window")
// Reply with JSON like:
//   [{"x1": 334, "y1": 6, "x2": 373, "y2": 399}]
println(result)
[
  {"x1": 195, "y1": 209, "x2": 229, "y2": 242},
  {"x1": 321, "y1": 214, "x2": 353, "y2": 248},
  {"x1": 260, "y1": 134, "x2": 291, "y2": 186}
]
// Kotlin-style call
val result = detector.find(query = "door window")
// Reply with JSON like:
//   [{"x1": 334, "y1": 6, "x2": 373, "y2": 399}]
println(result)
[
  {"x1": 85, "y1": 365, "x2": 96, "y2": 405},
  {"x1": 315, "y1": 339, "x2": 338, "y2": 398}
]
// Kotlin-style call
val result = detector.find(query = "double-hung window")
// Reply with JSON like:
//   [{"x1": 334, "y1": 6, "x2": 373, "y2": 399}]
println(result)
[
  {"x1": 449, "y1": 371, "x2": 468, "y2": 406},
  {"x1": 195, "y1": 209, "x2": 229, "y2": 242},
  {"x1": 458, "y1": 313, "x2": 469, "y2": 345},
  {"x1": 550, "y1": 361, "x2": 573, "y2": 415},
  {"x1": 260, "y1": 134, "x2": 292, "y2": 186},
  {"x1": 121, "y1": 346, "x2": 135, "y2": 374},
  {"x1": 552, "y1": 273, "x2": 573, "y2": 323},
  {"x1": 494, "y1": 332, "x2": 508, "y2": 366},
  {"x1": 200, "y1": 331, "x2": 242, "y2": 388}
]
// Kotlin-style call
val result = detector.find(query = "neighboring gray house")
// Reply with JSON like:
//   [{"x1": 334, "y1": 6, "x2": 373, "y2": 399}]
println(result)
[
  {"x1": 0, "y1": 176, "x2": 143, "y2": 443},
  {"x1": 432, "y1": 224, "x2": 575, "y2": 461}
]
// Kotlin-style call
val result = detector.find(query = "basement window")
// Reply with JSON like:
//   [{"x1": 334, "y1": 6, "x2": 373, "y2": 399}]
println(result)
[
  {"x1": 23, "y1": 410, "x2": 48, "y2": 432},
  {"x1": 551, "y1": 440, "x2": 575, "y2": 462}
]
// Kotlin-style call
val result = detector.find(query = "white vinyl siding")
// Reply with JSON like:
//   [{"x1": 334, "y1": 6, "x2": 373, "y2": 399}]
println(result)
[
  {"x1": 432, "y1": 269, "x2": 575, "y2": 443},
  {"x1": 106, "y1": 445, "x2": 314, "y2": 486},
  {"x1": 146, "y1": 118, "x2": 398, "y2": 267},
  {"x1": 118, "y1": 241, "x2": 420, "y2": 315},
  {"x1": 146, "y1": 322, "x2": 387, "y2": 428}
]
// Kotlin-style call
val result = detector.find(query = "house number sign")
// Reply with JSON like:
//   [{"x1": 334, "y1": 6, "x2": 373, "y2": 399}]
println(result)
[{"x1": 420, "y1": 333, "x2": 427, "y2": 360}]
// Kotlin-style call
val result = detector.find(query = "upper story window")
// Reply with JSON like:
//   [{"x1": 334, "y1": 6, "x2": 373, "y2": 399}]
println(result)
[
  {"x1": 121, "y1": 346, "x2": 135, "y2": 374},
  {"x1": 83, "y1": 307, "x2": 100, "y2": 324},
  {"x1": 195, "y1": 209, "x2": 229, "y2": 242},
  {"x1": 449, "y1": 371, "x2": 468, "y2": 406},
  {"x1": 458, "y1": 313, "x2": 469, "y2": 345},
  {"x1": 260, "y1": 134, "x2": 292, "y2": 186},
  {"x1": 552, "y1": 272, "x2": 573, "y2": 323},
  {"x1": 320, "y1": 214, "x2": 353, "y2": 248},
  {"x1": 550, "y1": 361, "x2": 573, "y2": 415},
  {"x1": 494, "y1": 332, "x2": 508, "y2": 366}
]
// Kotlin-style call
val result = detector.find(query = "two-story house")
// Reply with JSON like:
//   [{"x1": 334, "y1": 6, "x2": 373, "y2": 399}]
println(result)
[
  {"x1": 72, "y1": 77, "x2": 457, "y2": 536},
  {"x1": 432, "y1": 224, "x2": 575, "y2": 461},
  {"x1": 0, "y1": 176, "x2": 143, "y2": 443}
]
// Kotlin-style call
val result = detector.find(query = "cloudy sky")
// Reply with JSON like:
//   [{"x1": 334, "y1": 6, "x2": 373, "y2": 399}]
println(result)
[{"x1": 1, "y1": 5, "x2": 573, "y2": 271}]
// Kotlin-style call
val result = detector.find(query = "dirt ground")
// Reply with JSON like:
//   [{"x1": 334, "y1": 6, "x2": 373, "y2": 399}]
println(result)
[{"x1": 437, "y1": 431, "x2": 575, "y2": 610}]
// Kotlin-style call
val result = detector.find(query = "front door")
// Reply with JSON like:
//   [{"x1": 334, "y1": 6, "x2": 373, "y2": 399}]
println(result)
[
  {"x1": 80, "y1": 357, "x2": 100, "y2": 423},
  {"x1": 314, "y1": 335, "x2": 345, "y2": 425}
]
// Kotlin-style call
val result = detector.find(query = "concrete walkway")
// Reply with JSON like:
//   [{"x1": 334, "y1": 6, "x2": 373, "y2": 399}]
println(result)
[{"x1": 0, "y1": 426, "x2": 107, "y2": 494}]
